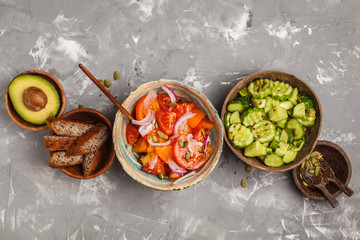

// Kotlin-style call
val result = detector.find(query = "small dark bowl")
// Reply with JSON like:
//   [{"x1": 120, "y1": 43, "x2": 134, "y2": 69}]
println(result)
[
  {"x1": 221, "y1": 71, "x2": 322, "y2": 172},
  {"x1": 292, "y1": 140, "x2": 352, "y2": 200},
  {"x1": 5, "y1": 70, "x2": 66, "y2": 131},
  {"x1": 52, "y1": 108, "x2": 115, "y2": 179}
]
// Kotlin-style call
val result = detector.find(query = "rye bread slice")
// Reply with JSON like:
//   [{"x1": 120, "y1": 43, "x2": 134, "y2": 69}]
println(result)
[
  {"x1": 66, "y1": 123, "x2": 110, "y2": 156},
  {"x1": 82, "y1": 149, "x2": 103, "y2": 177},
  {"x1": 49, "y1": 151, "x2": 83, "y2": 168},
  {"x1": 44, "y1": 135, "x2": 77, "y2": 151},
  {"x1": 46, "y1": 117, "x2": 94, "y2": 137}
]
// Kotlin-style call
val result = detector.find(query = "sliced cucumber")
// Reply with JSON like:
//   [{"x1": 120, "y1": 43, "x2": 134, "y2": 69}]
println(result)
[
  {"x1": 241, "y1": 108, "x2": 265, "y2": 126},
  {"x1": 264, "y1": 97, "x2": 280, "y2": 113},
  {"x1": 275, "y1": 142, "x2": 289, "y2": 157},
  {"x1": 224, "y1": 113, "x2": 231, "y2": 130},
  {"x1": 251, "y1": 98, "x2": 266, "y2": 108},
  {"x1": 279, "y1": 129, "x2": 295, "y2": 144},
  {"x1": 279, "y1": 100, "x2": 293, "y2": 110},
  {"x1": 293, "y1": 102, "x2": 306, "y2": 118},
  {"x1": 286, "y1": 119, "x2": 304, "y2": 140},
  {"x1": 227, "y1": 102, "x2": 245, "y2": 112},
  {"x1": 288, "y1": 137, "x2": 305, "y2": 151},
  {"x1": 264, "y1": 153, "x2": 284, "y2": 167},
  {"x1": 274, "y1": 118, "x2": 287, "y2": 129},
  {"x1": 227, "y1": 123, "x2": 253, "y2": 149},
  {"x1": 298, "y1": 93, "x2": 314, "y2": 109},
  {"x1": 271, "y1": 81, "x2": 293, "y2": 100},
  {"x1": 297, "y1": 108, "x2": 316, "y2": 127},
  {"x1": 289, "y1": 87, "x2": 298, "y2": 105},
  {"x1": 248, "y1": 79, "x2": 273, "y2": 99},
  {"x1": 239, "y1": 87, "x2": 250, "y2": 97},
  {"x1": 244, "y1": 141, "x2": 267, "y2": 157},
  {"x1": 229, "y1": 111, "x2": 241, "y2": 124},
  {"x1": 269, "y1": 138, "x2": 280, "y2": 151},
  {"x1": 252, "y1": 120, "x2": 276, "y2": 143},
  {"x1": 282, "y1": 150, "x2": 297, "y2": 164},
  {"x1": 268, "y1": 105, "x2": 288, "y2": 122}
]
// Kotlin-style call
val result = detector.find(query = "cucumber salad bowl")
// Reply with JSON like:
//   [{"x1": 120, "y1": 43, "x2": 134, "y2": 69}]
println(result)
[{"x1": 221, "y1": 71, "x2": 322, "y2": 172}]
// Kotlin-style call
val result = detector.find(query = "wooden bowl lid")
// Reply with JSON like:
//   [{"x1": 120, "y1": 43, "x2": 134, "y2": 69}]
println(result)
[
  {"x1": 5, "y1": 70, "x2": 66, "y2": 131},
  {"x1": 221, "y1": 71, "x2": 322, "y2": 172},
  {"x1": 292, "y1": 140, "x2": 352, "y2": 200}
]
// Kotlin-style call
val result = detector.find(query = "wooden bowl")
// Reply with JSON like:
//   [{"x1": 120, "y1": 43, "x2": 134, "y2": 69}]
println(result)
[
  {"x1": 53, "y1": 108, "x2": 115, "y2": 179},
  {"x1": 113, "y1": 79, "x2": 224, "y2": 191},
  {"x1": 5, "y1": 70, "x2": 66, "y2": 131},
  {"x1": 221, "y1": 71, "x2": 322, "y2": 172},
  {"x1": 292, "y1": 140, "x2": 352, "y2": 200}
]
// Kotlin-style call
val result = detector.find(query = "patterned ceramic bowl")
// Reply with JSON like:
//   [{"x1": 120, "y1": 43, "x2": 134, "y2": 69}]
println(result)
[{"x1": 113, "y1": 80, "x2": 223, "y2": 190}]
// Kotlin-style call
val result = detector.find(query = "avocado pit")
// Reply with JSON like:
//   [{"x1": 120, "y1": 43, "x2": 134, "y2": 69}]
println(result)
[{"x1": 22, "y1": 87, "x2": 48, "y2": 111}]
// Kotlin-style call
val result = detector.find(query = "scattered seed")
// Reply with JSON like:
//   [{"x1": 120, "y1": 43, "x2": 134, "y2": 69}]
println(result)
[
  {"x1": 158, "y1": 172, "x2": 164, "y2": 180},
  {"x1": 99, "y1": 94, "x2": 103, "y2": 97},
  {"x1": 152, "y1": 135, "x2": 158, "y2": 143},
  {"x1": 308, "y1": 169, "x2": 315, "y2": 175},
  {"x1": 315, "y1": 166, "x2": 320, "y2": 176},
  {"x1": 245, "y1": 165, "x2": 251, "y2": 172},
  {"x1": 178, "y1": 139, "x2": 184, "y2": 148},
  {"x1": 241, "y1": 179, "x2": 247, "y2": 188},
  {"x1": 113, "y1": 71, "x2": 120, "y2": 80},
  {"x1": 99, "y1": 79, "x2": 105, "y2": 86},
  {"x1": 78, "y1": 104, "x2": 84, "y2": 108},
  {"x1": 305, "y1": 161, "x2": 310, "y2": 170},
  {"x1": 169, "y1": 102, "x2": 177, "y2": 107},
  {"x1": 104, "y1": 79, "x2": 111, "y2": 88},
  {"x1": 234, "y1": 171, "x2": 237, "y2": 175},
  {"x1": 158, "y1": 131, "x2": 169, "y2": 140},
  {"x1": 314, "y1": 162, "x2": 321, "y2": 167},
  {"x1": 185, "y1": 152, "x2": 191, "y2": 161}
]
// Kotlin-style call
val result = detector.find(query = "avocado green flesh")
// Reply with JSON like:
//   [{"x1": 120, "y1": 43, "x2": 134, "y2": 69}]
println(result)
[{"x1": 8, "y1": 75, "x2": 60, "y2": 125}]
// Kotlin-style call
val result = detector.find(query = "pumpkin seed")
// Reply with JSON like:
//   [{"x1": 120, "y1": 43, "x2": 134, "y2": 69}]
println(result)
[
  {"x1": 169, "y1": 102, "x2": 177, "y2": 107},
  {"x1": 245, "y1": 165, "x2": 251, "y2": 172},
  {"x1": 185, "y1": 152, "x2": 191, "y2": 161},
  {"x1": 303, "y1": 181, "x2": 308, "y2": 187},
  {"x1": 183, "y1": 140, "x2": 189, "y2": 148},
  {"x1": 198, "y1": 147, "x2": 204, "y2": 153},
  {"x1": 104, "y1": 79, "x2": 111, "y2": 88},
  {"x1": 241, "y1": 179, "x2": 247, "y2": 188},
  {"x1": 301, "y1": 162, "x2": 305, "y2": 169},
  {"x1": 201, "y1": 128, "x2": 206, "y2": 138},
  {"x1": 305, "y1": 161, "x2": 310, "y2": 170},
  {"x1": 314, "y1": 162, "x2": 321, "y2": 167},
  {"x1": 308, "y1": 169, "x2": 315, "y2": 175},
  {"x1": 152, "y1": 135, "x2": 158, "y2": 143},
  {"x1": 113, "y1": 71, "x2": 120, "y2": 80},
  {"x1": 178, "y1": 139, "x2": 184, "y2": 148},
  {"x1": 78, "y1": 104, "x2": 84, "y2": 108},
  {"x1": 99, "y1": 79, "x2": 105, "y2": 86},
  {"x1": 158, "y1": 172, "x2": 164, "y2": 180},
  {"x1": 158, "y1": 131, "x2": 169, "y2": 139},
  {"x1": 315, "y1": 166, "x2": 320, "y2": 176}
]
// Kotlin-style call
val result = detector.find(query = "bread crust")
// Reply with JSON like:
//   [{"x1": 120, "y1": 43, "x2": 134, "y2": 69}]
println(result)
[
  {"x1": 49, "y1": 151, "x2": 83, "y2": 168},
  {"x1": 44, "y1": 135, "x2": 77, "y2": 151},
  {"x1": 46, "y1": 117, "x2": 94, "y2": 137}
]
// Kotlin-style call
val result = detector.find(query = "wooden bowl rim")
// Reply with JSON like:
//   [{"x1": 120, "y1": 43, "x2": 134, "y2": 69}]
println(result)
[
  {"x1": 57, "y1": 108, "x2": 116, "y2": 179},
  {"x1": 113, "y1": 79, "x2": 224, "y2": 191},
  {"x1": 5, "y1": 70, "x2": 66, "y2": 131},
  {"x1": 221, "y1": 70, "x2": 322, "y2": 172},
  {"x1": 292, "y1": 140, "x2": 352, "y2": 200}
]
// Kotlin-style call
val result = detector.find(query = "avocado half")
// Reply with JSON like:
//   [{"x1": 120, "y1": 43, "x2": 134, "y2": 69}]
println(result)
[{"x1": 8, "y1": 75, "x2": 60, "y2": 125}]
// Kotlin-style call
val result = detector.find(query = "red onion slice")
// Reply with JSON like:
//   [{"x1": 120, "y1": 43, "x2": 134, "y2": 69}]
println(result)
[
  {"x1": 187, "y1": 134, "x2": 194, "y2": 153},
  {"x1": 203, "y1": 134, "x2": 209, "y2": 156},
  {"x1": 132, "y1": 110, "x2": 155, "y2": 126},
  {"x1": 149, "y1": 156, "x2": 158, "y2": 170},
  {"x1": 173, "y1": 110, "x2": 195, "y2": 135},
  {"x1": 172, "y1": 170, "x2": 196, "y2": 185},
  {"x1": 143, "y1": 90, "x2": 157, "y2": 110},
  {"x1": 168, "y1": 160, "x2": 187, "y2": 175},
  {"x1": 162, "y1": 85, "x2": 177, "y2": 103},
  {"x1": 138, "y1": 123, "x2": 155, "y2": 137},
  {"x1": 147, "y1": 139, "x2": 172, "y2": 146}
]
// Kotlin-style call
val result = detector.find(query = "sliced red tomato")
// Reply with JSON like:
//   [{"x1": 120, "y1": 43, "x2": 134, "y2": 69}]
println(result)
[
  {"x1": 192, "y1": 123, "x2": 204, "y2": 142},
  {"x1": 142, "y1": 157, "x2": 166, "y2": 176},
  {"x1": 156, "y1": 110, "x2": 176, "y2": 136},
  {"x1": 135, "y1": 95, "x2": 160, "y2": 120},
  {"x1": 126, "y1": 123, "x2": 140, "y2": 145},
  {"x1": 158, "y1": 93, "x2": 172, "y2": 111},
  {"x1": 173, "y1": 134, "x2": 207, "y2": 170},
  {"x1": 172, "y1": 103, "x2": 196, "y2": 120}
]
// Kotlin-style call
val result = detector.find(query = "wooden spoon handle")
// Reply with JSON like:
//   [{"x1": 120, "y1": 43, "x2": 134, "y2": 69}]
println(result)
[
  {"x1": 329, "y1": 177, "x2": 354, "y2": 197},
  {"x1": 316, "y1": 183, "x2": 339, "y2": 208},
  {"x1": 79, "y1": 64, "x2": 134, "y2": 121}
]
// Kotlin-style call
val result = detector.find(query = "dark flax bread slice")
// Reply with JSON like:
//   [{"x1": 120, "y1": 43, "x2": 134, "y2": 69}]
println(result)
[
  {"x1": 44, "y1": 135, "x2": 77, "y2": 151},
  {"x1": 66, "y1": 123, "x2": 110, "y2": 156},
  {"x1": 49, "y1": 151, "x2": 83, "y2": 168},
  {"x1": 46, "y1": 117, "x2": 94, "y2": 137},
  {"x1": 82, "y1": 149, "x2": 103, "y2": 177}
]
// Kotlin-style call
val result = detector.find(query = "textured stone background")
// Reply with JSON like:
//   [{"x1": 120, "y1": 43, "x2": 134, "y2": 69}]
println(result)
[{"x1": 0, "y1": 0, "x2": 359, "y2": 239}]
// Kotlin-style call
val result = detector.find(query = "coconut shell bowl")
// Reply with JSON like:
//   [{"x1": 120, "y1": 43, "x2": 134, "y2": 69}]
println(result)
[
  {"x1": 113, "y1": 80, "x2": 224, "y2": 191},
  {"x1": 221, "y1": 71, "x2": 322, "y2": 172},
  {"x1": 5, "y1": 70, "x2": 66, "y2": 131},
  {"x1": 54, "y1": 108, "x2": 115, "y2": 179},
  {"x1": 292, "y1": 140, "x2": 352, "y2": 201}
]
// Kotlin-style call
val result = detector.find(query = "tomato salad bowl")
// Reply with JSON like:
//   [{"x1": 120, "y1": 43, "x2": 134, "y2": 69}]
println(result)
[{"x1": 113, "y1": 79, "x2": 224, "y2": 191}]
